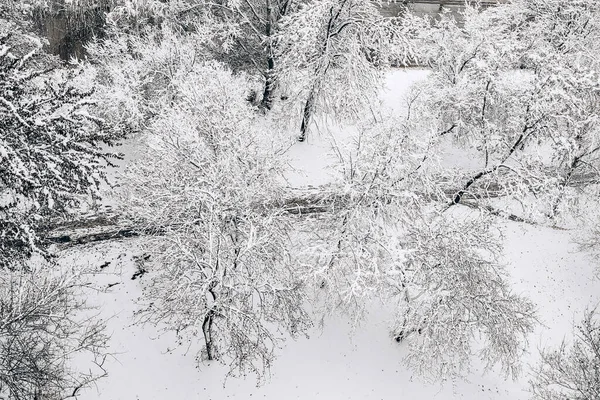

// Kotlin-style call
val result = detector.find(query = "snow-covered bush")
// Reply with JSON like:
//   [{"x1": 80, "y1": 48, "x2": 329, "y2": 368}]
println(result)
[
  {"x1": 0, "y1": 22, "x2": 123, "y2": 268},
  {"x1": 86, "y1": 24, "x2": 264, "y2": 138}
]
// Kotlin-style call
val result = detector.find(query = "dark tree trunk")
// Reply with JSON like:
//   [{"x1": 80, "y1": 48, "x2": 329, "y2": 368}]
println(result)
[
  {"x1": 260, "y1": 0, "x2": 275, "y2": 110},
  {"x1": 452, "y1": 130, "x2": 528, "y2": 205},
  {"x1": 298, "y1": 2, "x2": 344, "y2": 142},
  {"x1": 203, "y1": 284, "x2": 218, "y2": 361},
  {"x1": 299, "y1": 90, "x2": 315, "y2": 142},
  {"x1": 261, "y1": 59, "x2": 275, "y2": 110},
  {"x1": 202, "y1": 311, "x2": 215, "y2": 360}
]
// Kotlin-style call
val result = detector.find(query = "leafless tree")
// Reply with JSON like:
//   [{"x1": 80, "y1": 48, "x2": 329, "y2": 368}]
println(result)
[
  {"x1": 0, "y1": 263, "x2": 110, "y2": 400},
  {"x1": 530, "y1": 307, "x2": 600, "y2": 400}
]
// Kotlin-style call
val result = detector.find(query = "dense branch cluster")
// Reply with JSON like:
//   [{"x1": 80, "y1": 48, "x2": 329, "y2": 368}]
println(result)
[
  {"x1": 530, "y1": 308, "x2": 600, "y2": 400},
  {"x1": 410, "y1": 0, "x2": 600, "y2": 222},
  {"x1": 0, "y1": 265, "x2": 109, "y2": 400},
  {"x1": 0, "y1": 20, "x2": 118, "y2": 399},
  {"x1": 0, "y1": 22, "x2": 123, "y2": 268}
]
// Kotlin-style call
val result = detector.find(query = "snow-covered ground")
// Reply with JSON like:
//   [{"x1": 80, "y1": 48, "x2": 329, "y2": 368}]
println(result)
[{"x1": 72, "y1": 69, "x2": 600, "y2": 400}]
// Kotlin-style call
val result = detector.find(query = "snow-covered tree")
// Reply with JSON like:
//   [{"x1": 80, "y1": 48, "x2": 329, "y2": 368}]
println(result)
[
  {"x1": 0, "y1": 21, "x2": 114, "y2": 399},
  {"x1": 85, "y1": 25, "x2": 202, "y2": 136},
  {"x1": 275, "y1": 0, "x2": 419, "y2": 140},
  {"x1": 296, "y1": 113, "x2": 536, "y2": 381},
  {"x1": 198, "y1": 0, "x2": 305, "y2": 109},
  {"x1": 530, "y1": 307, "x2": 600, "y2": 400},
  {"x1": 120, "y1": 60, "x2": 311, "y2": 380},
  {"x1": 0, "y1": 262, "x2": 109, "y2": 400},
  {"x1": 0, "y1": 22, "x2": 123, "y2": 268},
  {"x1": 84, "y1": 0, "x2": 302, "y2": 110},
  {"x1": 395, "y1": 214, "x2": 535, "y2": 380},
  {"x1": 408, "y1": 1, "x2": 600, "y2": 222}
]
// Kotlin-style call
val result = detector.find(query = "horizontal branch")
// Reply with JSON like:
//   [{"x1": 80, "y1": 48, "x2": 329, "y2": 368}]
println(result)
[
  {"x1": 43, "y1": 167, "x2": 592, "y2": 246},
  {"x1": 460, "y1": 201, "x2": 537, "y2": 225},
  {"x1": 42, "y1": 190, "x2": 348, "y2": 246}
]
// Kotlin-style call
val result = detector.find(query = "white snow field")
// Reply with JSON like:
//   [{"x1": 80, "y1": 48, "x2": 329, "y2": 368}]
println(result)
[{"x1": 70, "y1": 69, "x2": 600, "y2": 400}]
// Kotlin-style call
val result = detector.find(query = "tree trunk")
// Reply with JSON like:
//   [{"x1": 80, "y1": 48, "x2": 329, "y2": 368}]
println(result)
[
  {"x1": 260, "y1": 0, "x2": 275, "y2": 110},
  {"x1": 551, "y1": 156, "x2": 580, "y2": 217},
  {"x1": 261, "y1": 59, "x2": 275, "y2": 110},
  {"x1": 202, "y1": 310, "x2": 215, "y2": 360},
  {"x1": 299, "y1": 89, "x2": 315, "y2": 142},
  {"x1": 298, "y1": 2, "x2": 342, "y2": 142}
]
